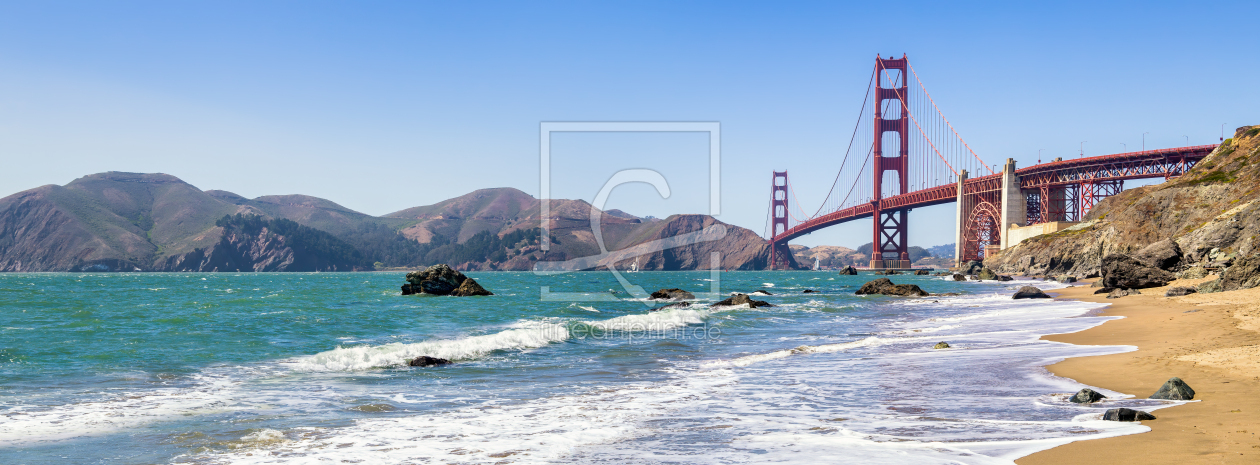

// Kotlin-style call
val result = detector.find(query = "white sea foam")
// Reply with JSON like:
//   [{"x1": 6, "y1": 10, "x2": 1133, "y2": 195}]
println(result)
[
  {"x1": 582, "y1": 307, "x2": 710, "y2": 332},
  {"x1": 293, "y1": 322, "x2": 573, "y2": 371}
]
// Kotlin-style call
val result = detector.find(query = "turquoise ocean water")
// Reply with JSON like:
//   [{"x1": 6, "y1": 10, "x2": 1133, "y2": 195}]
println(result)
[{"x1": 0, "y1": 272, "x2": 1182, "y2": 464}]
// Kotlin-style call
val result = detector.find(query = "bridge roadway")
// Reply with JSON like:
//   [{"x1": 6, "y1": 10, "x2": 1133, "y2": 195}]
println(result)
[{"x1": 771, "y1": 144, "x2": 1218, "y2": 253}]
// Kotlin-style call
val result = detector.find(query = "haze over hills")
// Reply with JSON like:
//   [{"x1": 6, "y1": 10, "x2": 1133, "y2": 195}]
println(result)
[{"x1": 0, "y1": 172, "x2": 794, "y2": 272}]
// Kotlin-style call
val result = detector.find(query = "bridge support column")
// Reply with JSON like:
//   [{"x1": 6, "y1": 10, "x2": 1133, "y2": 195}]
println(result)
[
  {"x1": 954, "y1": 170, "x2": 969, "y2": 268},
  {"x1": 999, "y1": 158, "x2": 1025, "y2": 250}
]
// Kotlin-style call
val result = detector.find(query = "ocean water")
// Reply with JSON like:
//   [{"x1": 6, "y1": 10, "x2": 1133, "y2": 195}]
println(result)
[{"x1": 0, "y1": 271, "x2": 1184, "y2": 464}]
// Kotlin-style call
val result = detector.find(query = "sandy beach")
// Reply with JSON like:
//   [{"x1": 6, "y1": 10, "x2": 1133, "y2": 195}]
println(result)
[{"x1": 1018, "y1": 278, "x2": 1260, "y2": 464}]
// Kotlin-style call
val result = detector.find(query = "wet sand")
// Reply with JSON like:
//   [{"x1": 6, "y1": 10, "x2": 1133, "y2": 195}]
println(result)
[{"x1": 1017, "y1": 278, "x2": 1260, "y2": 464}]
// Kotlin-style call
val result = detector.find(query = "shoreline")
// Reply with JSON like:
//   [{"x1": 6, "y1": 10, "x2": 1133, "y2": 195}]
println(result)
[{"x1": 1017, "y1": 278, "x2": 1260, "y2": 464}]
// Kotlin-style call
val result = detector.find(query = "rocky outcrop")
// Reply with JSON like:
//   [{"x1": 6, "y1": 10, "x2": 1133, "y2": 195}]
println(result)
[
  {"x1": 1101, "y1": 254, "x2": 1174, "y2": 289},
  {"x1": 855, "y1": 278, "x2": 929, "y2": 297},
  {"x1": 952, "y1": 274, "x2": 966, "y2": 281},
  {"x1": 1069, "y1": 388, "x2": 1106, "y2": 404},
  {"x1": 402, "y1": 264, "x2": 492, "y2": 296},
  {"x1": 933, "y1": 342, "x2": 950, "y2": 349},
  {"x1": 1149, "y1": 377, "x2": 1195, "y2": 400},
  {"x1": 408, "y1": 356, "x2": 451, "y2": 367},
  {"x1": 1218, "y1": 255, "x2": 1260, "y2": 292},
  {"x1": 1103, "y1": 408, "x2": 1156, "y2": 422},
  {"x1": 838, "y1": 266, "x2": 858, "y2": 275},
  {"x1": 711, "y1": 293, "x2": 773, "y2": 308},
  {"x1": 750, "y1": 289, "x2": 773, "y2": 296},
  {"x1": 914, "y1": 269, "x2": 931, "y2": 275},
  {"x1": 977, "y1": 268, "x2": 997, "y2": 280},
  {"x1": 1012, "y1": 286, "x2": 1051, "y2": 299},
  {"x1": 649, "y1": 288, "x2": 695, "y2": 300},
  {"x1": 985, "y1": 126, "x2": 1260, "y2": 282},
  {"x1": 1107, "y1": 288, "x2": 1142, "y2": 298},
  {"x1": 958, "y1": 260, "x2": 983, "y2": 275}
]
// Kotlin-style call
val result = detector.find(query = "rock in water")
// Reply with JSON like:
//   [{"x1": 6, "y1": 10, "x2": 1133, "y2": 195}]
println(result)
[
  {"x1": 838, "y1": 266, "x2": 858, "y2": 275},
  {"x1": 1012, "y1": 286, "x2": 1051, "y2": 299},
  {"x1": 933, "y1": 342, "x2": 950, "y2": 349},
  {"x1": 854, "y1": 278, "x2": 929, "y2": 297},
  {"x1": 998, "y1": 275, "x2": 1013, "y2": 282},
  {"x1": 450, "y1": 278, "x2": 493, "y2": 296},
  {"x1": 1149, "y1": 377, "x2": 1195, "y2": 400},
  {"x1": 1102, "y1": 408, "x2": 1156, "y2": 421},
  {"x1": 649, "y1": 288, "x2": 695, "y2": 300},
  {"x1": 405, "y1": 264, "x2": 468, "y2": 295},
  {"x1": 711, "y1": 293, "x2": 773, "y2": 308},
  {"x1": 403, "y1": 264, "x2": 492, "y2": 296},
  {"x1": 959, "y1": 260, "x2": 983, "y2": 275},
  {"x1": 802, "y1": 289, "x2": 818, "y2": 293},
  {"x1": 914, "y1": 269, "x2": 931, "y2": 275},
  {"x1": 408, "y1": 356, "x2": 451, "y2": 367},
  {"x1": 1069, "y1": 388, "x2": 1107, "y2": 403},
  {"x1": 1101, "y1": 254, "x2": 1175, "y2": 289},
  {"x1": 1165, "y1": 287, "x2": 1198, "y2": 297},
  {"x1": 977, "y1": 268, "x2": 997, "y2": 280},
  {"x1": 1135, "y1": 239, "x2": 1183, "y2": 271},
  {"x1": 750, "y1": 289, "x2": 773, "y2": 296},
  {"x1": 952, "y1": 274, "x2": 966, "y2": 282}
]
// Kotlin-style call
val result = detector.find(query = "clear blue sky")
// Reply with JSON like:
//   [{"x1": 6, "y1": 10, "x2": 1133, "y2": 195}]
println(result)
[{"x1": 1, "y1": 1, "x2": 1254, "y2": 249}]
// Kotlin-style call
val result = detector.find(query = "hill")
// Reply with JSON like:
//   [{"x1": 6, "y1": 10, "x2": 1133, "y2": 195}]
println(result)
[
  {"x1": 986, "y1": 125, "x2": 1260, "y2": 278},
  {"x1": 0, "y1": 174, "x2": 792, "y2": 271}
]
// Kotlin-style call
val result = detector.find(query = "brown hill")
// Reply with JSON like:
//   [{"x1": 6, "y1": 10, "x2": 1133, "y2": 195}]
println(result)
[{"x1": 987, "y1": 125, "x2": 1260, "y2": 277}]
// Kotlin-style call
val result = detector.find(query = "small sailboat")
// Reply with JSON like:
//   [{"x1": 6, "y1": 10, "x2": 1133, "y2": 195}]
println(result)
[
  {"x1": 813, "y1": 257, "x2": 821, "y2": 271},
  {"x1": 630, "y1": 258, "x2": 639, "y2": 273}
]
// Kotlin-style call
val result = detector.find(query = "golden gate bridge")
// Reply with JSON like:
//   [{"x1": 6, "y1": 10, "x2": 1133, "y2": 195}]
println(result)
[{"x1": 766, "y1": 54, "x2": 1216, "y2": 269}]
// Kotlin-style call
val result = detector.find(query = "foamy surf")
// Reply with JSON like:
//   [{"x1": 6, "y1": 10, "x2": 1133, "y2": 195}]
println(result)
[{"x1": 293, "y1": 322, "x2": 573, "y2": 371}]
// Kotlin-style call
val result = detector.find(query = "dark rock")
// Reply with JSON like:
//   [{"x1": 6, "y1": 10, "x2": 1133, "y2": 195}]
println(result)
[
  {"x1": 1102, "y1": 408, "x2": 1156, "y2": 421},
  {"x1": 750, "y1": 289, "x2": 774, "y2": 296},
  {"x1": 1101, "y1": 254, "x2": 1175, "y2": 289},
  {"x1": 1107, "y1": 288, "x2": 1141, "y2": 298},
  {"x1": 450, "y1": 277, "x2": 493, "y2": 296},
  {"x1": 952, "y1": 274, "x2": 966, "y2": 281},
  {"x1": 802, "y1": 289, "x2": 818, "y2": 294},
  {"x1": 998, "y1": 275, "x2": 1013, "y2": 282},
  {"x1": 854, "y1": 278, "x2": 929, "y2": 297},
  {"x1": 711, "y1": 293, "x2": 774, "y2": 308},
  {"x1": 650, "y1": 288, "x2": 695, "y2": 300},
  {"x1": 401, "y1": 283, "x2": 417, "y2": 295},
  {"x1": 977, "y1": 268, "x2": 998, "y2": 280},
  {"x1": 1069, "y1": 388, "x2": 1107, "y2": 403},
  {"x1": 933, "y1": 271, "x2": 951, "y2": 276},
  {"x1": 1164, "y1": 287, "x2": 1198, "y2": 297},
  {"x1": 1135, "y1": 239, "x2": 1183, "y2": 271},
  {"x1": 875, "y1": 269, "x2": 901, "y2": 275},
  {"x1": 1219, "y1": 254, "x2": 1260, "y2": 292},
  {"x1": 408, "y1": 356, "x2": 451, "y2": 367},
  {"x1": 959, "y1": 260, "x2": 983, "y2": 275},
  {"x1": 1093, "y1": 287, "x2": 1115, "y2": 294},
  {"x1": 1149, "y1": 377, "x2": 1195, "y2": 400},
  {"x1": 650, "y1": 301, "x2": 691, "y2": 312},
  {"x1": 1012, "y1": 286, "x2": 1051, "y2": 299},
  {"x1": 838, "y1": 266, "x2": 858, "y2": 275},
  {"x1": 914, "y1": 269, "x2": 931, "y2": 275},
  {"x1": 933, "y1": 342, "x2": 950, "y2": 349},
  {"x1": 405, "y1": 264, "x2": 468, "y2": 295}
]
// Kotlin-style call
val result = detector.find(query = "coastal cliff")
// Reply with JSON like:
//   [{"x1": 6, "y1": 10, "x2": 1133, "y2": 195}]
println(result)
[{"x1": 986, "y1": 126, "x2": 1260, "y2": 277}]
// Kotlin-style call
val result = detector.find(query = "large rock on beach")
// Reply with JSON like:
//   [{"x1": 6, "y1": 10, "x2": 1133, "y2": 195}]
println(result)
[
  {"x1": 1149, "y1": 377, "x2": 1195, "y2": 400},
  {"x1": 1107, "y1": 288, "x2": 1141, "y2": 299},
  {"x1": 712, "y1": 293, "x2": 773, "y2": 308},
  {"x1": 1219, "y1": 255, "x2": 1260, "y2": 292},
  {"x1": 403, "y1": 264, "x2": 492, "y2": 296},
  {"x1": 959, "y1": 260, "x2": 983, "y2": 275},
  {"x1": 1101, "y1": 254, "x2": 1175, "y2": 290},
  {"x1": 952, "y1": 273, "x2": 966, "y2": 282},
  {"x1": 408, "y1": 356, "x2": 451, "y2": 367},
  {"x1": 1069, "y1": 388, "x2": 1107, "y2": 404},
  {"x1": 855, "y1": 278, "x2": 929, "y2": 297},
  {"x1": 1135, "y1": 239, "x2": 1183, "y2": 271},
  {"x1": 838, "y1": 266, "x2": 858, "y2": 275},
  {"x1": 1103, "y1": 408, "x2": 1156, "y2": 422},
  {"x1": 977, "y1": 268, "x2": 998, "y2": 280},
  {"x1": 650, "y1": 288, "x2": 695, "y2": 300},
  {"x1": 1012, "y1": 286, "x2": 1051, "y2": 299}
]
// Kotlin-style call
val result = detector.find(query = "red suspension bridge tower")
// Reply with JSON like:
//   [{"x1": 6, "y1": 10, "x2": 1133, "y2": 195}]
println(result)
[{"x1": 870, "y1": 55, "x2": 912, "y2": 269}]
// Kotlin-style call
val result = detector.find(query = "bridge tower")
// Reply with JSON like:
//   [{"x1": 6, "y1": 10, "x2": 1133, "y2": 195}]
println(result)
[
  {"x1": 768, "y1": 171, "x2": 791, "y2": 270},
  {"x1": 870, "y1": 55, "x2": 912, "y2": 269}
]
